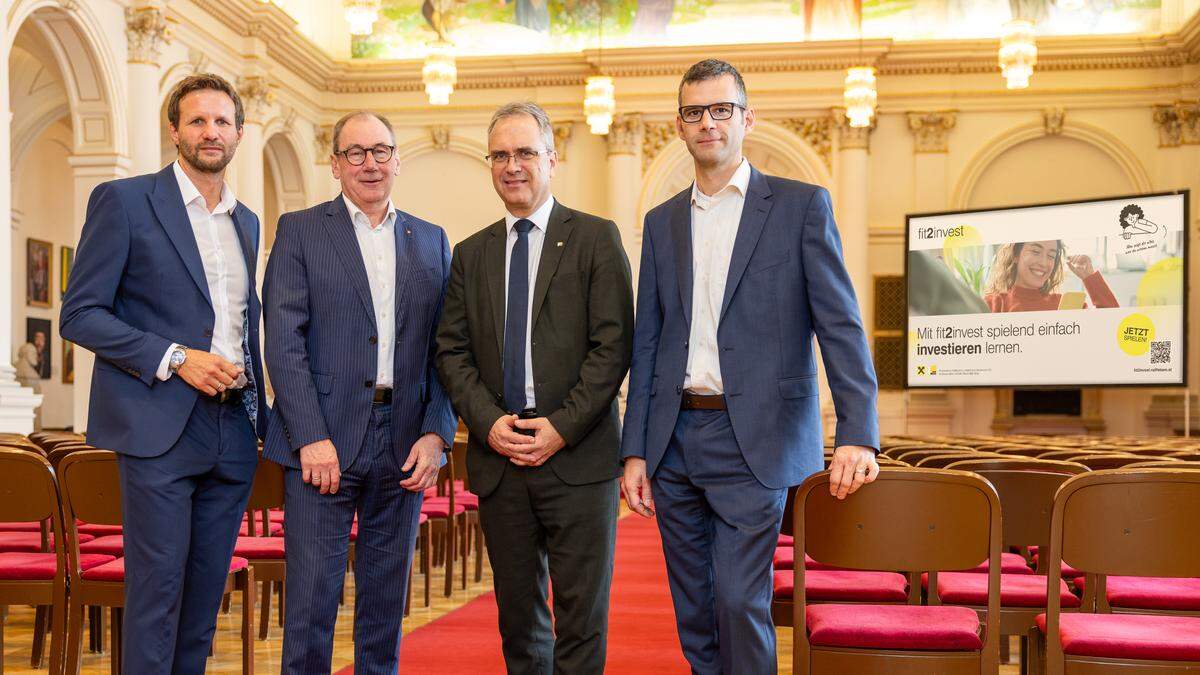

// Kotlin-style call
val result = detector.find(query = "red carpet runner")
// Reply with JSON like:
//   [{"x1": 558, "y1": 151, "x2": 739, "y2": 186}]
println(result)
[{"x1": 336, "y1": 514, "x2": 689, "y2": 674}]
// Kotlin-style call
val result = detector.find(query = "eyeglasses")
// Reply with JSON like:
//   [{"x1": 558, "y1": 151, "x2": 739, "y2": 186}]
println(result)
[
  {"x1": 484, "y1": 149, "x2": 552, "y2": 167},
  {"x1": 335, "y1": 144, "x2": 396, "y2": 166},
  {"x1": 678, "y1": 102, "x2": 745, "y2": 124}
]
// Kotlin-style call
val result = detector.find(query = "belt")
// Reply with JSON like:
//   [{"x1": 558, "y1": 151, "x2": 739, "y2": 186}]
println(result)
[
  {"x1": 680, "y1": 391, "x2": 727, "y2": 410},
  {"x1": 373, "y1": 387, "x2": 393, "y2": 404},
  {"x1": 209, "y1": 388, "x2": 244, "y2": 405}
]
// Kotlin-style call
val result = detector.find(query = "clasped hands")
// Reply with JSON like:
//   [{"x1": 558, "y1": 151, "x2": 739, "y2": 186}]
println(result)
[{"x1": 488, "y1": 414, "x2": 565, "y2": 467}]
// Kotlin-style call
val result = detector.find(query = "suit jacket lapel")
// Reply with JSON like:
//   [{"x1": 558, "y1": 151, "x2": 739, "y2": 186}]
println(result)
[
  {"x1": 670, "y1": 194, "x2": 694, "y2": 328},
  {"x1": 484, "y1": 220, "x2": 507, "y2": 358},
  {"x1": 530, "y1": 202, "x2": 575, "y2": 330},
  {"x1": 719, "y1": 167, "x2": 773, "y2": 324},
  {"x1": 393, "y1": 211, "x2": 414, "y2": 329},
  {"x1": 323, "y1": 197, "x2": 378, "y2": 330},
  {"x1": 230, "y1": 204, "x2": 257, "y2": 282},
  {"x1": 149, "y1": 166, "x2": 212, "y2": 308}
]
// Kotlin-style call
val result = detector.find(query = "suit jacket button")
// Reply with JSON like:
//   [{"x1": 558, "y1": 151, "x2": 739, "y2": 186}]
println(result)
[
  {"x1": 676, "y1": 385, "x2": 683, "y2": 394},
  {"x1": 368, "y1": 336, "x2": 378, "y2": 345},
  {"x1": 684, "y1": 341, "x2": 689, "y2": 349},
  {"x1": 365, "y1": 379, "x2": 374, "y2": 388},
  {"x1": 204, "y1": 329, "x2": 213, "y2": 338}
]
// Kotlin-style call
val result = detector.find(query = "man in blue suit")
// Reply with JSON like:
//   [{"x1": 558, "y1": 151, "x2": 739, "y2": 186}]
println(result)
[
  {"x1": 60, "y1": 74, "x2": 268, "y2": 674},
  {"x1": 263, "y1": 110, "x2": 456, "y2": 674},
  {"x1": 620, "y1": 59, "x2": 881, "y2": 673}
]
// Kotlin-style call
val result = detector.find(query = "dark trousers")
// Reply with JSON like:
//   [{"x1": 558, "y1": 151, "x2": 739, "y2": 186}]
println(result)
[
  {"x1": 117, "y1": 396, "x2": 258, "y2": 675},
  {"x1": 279, "y1": 402, "x2": 423, "y2": 675},
  {"x1": 652, "y1": 409, "x2": 787, "y2": 675},
  {"x1": 479, "y1": 462, "x2": 619, "y2": 675}
]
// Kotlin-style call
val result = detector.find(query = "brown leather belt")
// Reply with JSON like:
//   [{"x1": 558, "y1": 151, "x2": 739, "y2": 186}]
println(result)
[
  {"x1": 373, "y1": 388, "x2": 393, "y2": 404},
  {"x1": 680, "y1": 391, "x2": 727, "y2": 411},
  {"x1": 209, "y1": 388, "x2": 244, "y2": 405}
]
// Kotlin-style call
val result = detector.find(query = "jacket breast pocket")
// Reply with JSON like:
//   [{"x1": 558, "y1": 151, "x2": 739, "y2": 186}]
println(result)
[
  {"x1": 312, "y1": 371, "x2": 333, "y2": 395},
  {"x1": 778, "y1": 375, "x2": 817, "y2": 399},
  {"x1": 748, "y1": 252, "x2": 790, "y2": 276}
]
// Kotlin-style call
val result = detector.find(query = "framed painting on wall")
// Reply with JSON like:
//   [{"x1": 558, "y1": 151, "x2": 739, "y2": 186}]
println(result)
[
  {"x1": 62, "y1": 340, "x2": 74, "y2": 384},
  {"x1": 26, "y1": 238, "x2": 51, "y2": 308},
  {"x1": 25, "y1": 317, "x2": 51, "y2": 379},
  {"x1": 60, "y1": 246, "x2": 74, "y2": 299}
]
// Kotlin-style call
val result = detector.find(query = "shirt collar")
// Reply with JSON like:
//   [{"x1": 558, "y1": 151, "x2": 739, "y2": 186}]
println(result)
[
  {"x1": 173, "y1": 161, "x2": 237, "y2": 215},
  {"x1": 505, "y1": 195, "x2": 555, "y2": 235},
  {"x1": 690, "y1": 158, "x2": 751, "y2": 210},
  {"x1": 342, "y1": 194, "x2": 397, "y2": 231}
]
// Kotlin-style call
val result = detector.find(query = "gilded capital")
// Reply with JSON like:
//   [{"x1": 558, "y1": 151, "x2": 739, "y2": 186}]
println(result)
[
  {"x1": 606, "y1": 114, "x2": 643, "y2": 157},
  {"x1": 778, "y1": 117, "x2": 832, "y2": 170},
  {"x1": 1153, "y1": 104, "x2": 1183, "y2": 147},
  {"x1": 314, "y1": 124, "x2": 334, "y2": 164},
  {"x1": 641, "y1": 122, "x2": 675, "y2": 171},
  {"x1": 238, "y1": 76, "x2": 274, "y2": 126},
  {"x1": 1043, "y1": 107, "x2": 1065, "y2": 135},
  {"x1": 125, "y1": 3, "x2": 170, "y2": 65},
  {"x1": 429, "y1": 125, "x2": 450, "y2": 151},
  {"x1": 906, "y1": 111, "x2": 956, "y2": 153},
  {"x1": 832, "y1": 108, "x2": 875, "y2": 151},
  {"x1": 552, "y1": 122, "x2": 573, "y2": 162}
]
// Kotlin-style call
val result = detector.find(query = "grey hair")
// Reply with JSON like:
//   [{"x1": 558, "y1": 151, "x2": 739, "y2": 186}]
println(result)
[
  {"x1": 678, "y1": 59, "x2": 748, "y2": 107},
  {"x1": 488, "y1": 102, "x2": 555, "y2": 153},
  {"x1": 331, "y1": 111, "x2": 397, "y2": 155}
]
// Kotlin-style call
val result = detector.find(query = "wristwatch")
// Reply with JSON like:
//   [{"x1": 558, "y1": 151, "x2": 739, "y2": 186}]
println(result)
[{"x1": 168, "y1": 346, "x2": 188, "y2": 373}]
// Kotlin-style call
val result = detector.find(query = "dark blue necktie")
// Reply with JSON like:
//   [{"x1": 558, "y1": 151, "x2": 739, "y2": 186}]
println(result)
[{"x1": 503, "y1": 219, "x2": 534, "y2": 412}]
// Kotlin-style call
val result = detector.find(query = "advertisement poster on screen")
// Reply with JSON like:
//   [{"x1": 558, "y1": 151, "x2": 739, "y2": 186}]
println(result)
[{"x1": 906, "y1": 192, "x2": 1188, "y2": 388}]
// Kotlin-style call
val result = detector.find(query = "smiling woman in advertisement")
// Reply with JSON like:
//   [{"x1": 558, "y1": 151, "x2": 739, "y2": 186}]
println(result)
[{"x1": 982, "y1": 239, "x2": 1119, "y2": 312}]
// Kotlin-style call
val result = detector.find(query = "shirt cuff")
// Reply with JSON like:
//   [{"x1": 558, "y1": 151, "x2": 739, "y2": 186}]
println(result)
[{"x1": 156, "y1": 343, "x2": 179, "y2": 382}]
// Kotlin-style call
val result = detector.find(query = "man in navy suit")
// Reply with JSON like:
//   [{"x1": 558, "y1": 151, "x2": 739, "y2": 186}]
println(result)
[
  {"x1": 620, "y1": 59, "x2": 881, "y2": 673},
  {"x1": 263, "y1": 110, "x2": 456, "y2": 674},
  {"x1": 60, "y1": 74, "x2": 268, "y2": 674}
]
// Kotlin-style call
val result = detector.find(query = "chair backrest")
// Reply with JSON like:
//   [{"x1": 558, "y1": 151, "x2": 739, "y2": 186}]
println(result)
[
  {"x1": 451, "y1": 440, "x2": 469, "y2": 492},
  {"x1": 893, "y1": 447, "x2": 977, "y2": 464},
  {"x1": 992, "y1": 446, "x2": 1054, "y2": 458},
  {"x1": 246, "y1": 458, "x2": 284, "y2": 511},
  {"x1": 0, "y1": 448, "x2": 63, "y2": 526},
  {"x1": 57, "y1": 450, "x2": 123, "y2": 527},
  {"x1": 1072, "y1": 453, "x2": 1162, "y2": 470},
  {"x1": 882, "y1": 444, "x2": 972, "y2": 458},
  {"x1": 1122, "y1": 460, "x2": 1199, "y2": 469},
  {"x1": 915, "y1": 452, "x2": 1002, "y2": 468},
  {"x1": 1128, "y1": 447, "x2": 1188, "y2": 457}
]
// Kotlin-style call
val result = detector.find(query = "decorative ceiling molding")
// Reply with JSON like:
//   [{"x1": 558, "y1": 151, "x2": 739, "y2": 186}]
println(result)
[{"x1": 188, "y1": 0, "x2": 1200, "y2": 96}]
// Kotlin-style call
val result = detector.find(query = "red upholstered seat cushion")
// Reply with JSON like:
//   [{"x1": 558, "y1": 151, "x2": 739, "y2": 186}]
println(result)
[
  {"x1": 778, "y1": 535, "x2": 794, "y2": 547},
  {"x1": 238, "y1": 521, "x2": 283, "y2": 537},
  {"x1": 233, "y1": 536, "x2": 286, "y2": 559},
  {"x1": 0, "y1": 531, "x2": 93, "y2": 553},
  {"x1": 82, "y1": 556, "x2": 248, "y2": 582},
  {"x1": 421, "y1": 498, "x2": 466, "y2": 518},
  {"x1": 807, "y1": 604, "x2": 983, "y2": 650},
  {"x1": 774, "y1": 570, "x2": 908, "y2": 603},
  {"x1": 963, "y1": 552, "x2": 1033, "y2": 575},
  {"x1": 0, "y1": 552, "x2": 114, "y2": 580},
  {"x1": 925, "y1": 571, "x2": 1080, "y2": 608},
  {"x1": 772, "y1": 547, "x2": 847, "y2": 571},
  {"x1": 1073, "y1": 576, "x2": 1200, "y2": 611},
  {"x1": 1036, "y1": 613, "x2": 1200, "y2": 661},
  {"x1": 455, "y1": 492, "x2": 479, "y2": 510},
  {"x1": 1031, "y1": 553, "x2": 1084, "y2": 578},
  {"x1": 78, "y1": 535, "x2": 124, "y2": 557},
  {"x1": 75, "y1": 521, "x2": 122, "y2": 537},
  {"x1": 418, "y1": 513, "x2": 428, "y2": 525},
  {"x1": 0, "y1": 522, "x2": 43, "y2": 532},
  {"x1": 268, "y1": 510, "x2": 286, "y2": 523}
]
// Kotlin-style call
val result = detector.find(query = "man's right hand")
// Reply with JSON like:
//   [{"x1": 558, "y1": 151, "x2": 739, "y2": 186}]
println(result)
[
  {"x1": 300, "y1": 439, "x2": 341, "y2": 494},
  {"x1": 176, "y1": 349, "x2": 242, "y2": 396},
  {"x1": 622, "y1": 458, "x2": 655, "y2": 518},
  {"x1": 488, "y1": 414, "x2": 534, "y2": 458}
]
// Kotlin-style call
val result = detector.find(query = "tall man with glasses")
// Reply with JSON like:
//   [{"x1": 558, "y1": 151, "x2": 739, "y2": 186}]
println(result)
[
  {"x1": 436, "y1": 102, "x2": 634, "y2": 674},
  {"x1": 263, "y1": 110, "x2": 455, "y2": 674},
  {"x1": 621, "y1": 59, "x2": 880, "y2": 673},
  {"x1": 60, "y1": 74, "x2": 269, "y2": 673}
]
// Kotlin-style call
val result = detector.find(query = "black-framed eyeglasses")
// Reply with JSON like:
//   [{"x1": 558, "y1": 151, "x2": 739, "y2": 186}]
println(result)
[
  {"x1": 335, "y1": 144, "x2": 396, "y2": 166},
  {"x1": 678, "y1": 102, "x2": 745, "y2": 124},
  {"x1": 484, "y1": 149, "x2": 552, "y2": 167}
]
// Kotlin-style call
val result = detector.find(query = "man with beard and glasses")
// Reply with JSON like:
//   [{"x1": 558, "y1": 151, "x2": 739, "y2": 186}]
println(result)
[{"x1": 61, "y1": 74, "x2": 268, "y2": 674}]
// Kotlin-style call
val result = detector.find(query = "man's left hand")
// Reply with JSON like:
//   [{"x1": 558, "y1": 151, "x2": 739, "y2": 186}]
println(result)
[
  {"x1": 509, "y1": 417, "x2": 566, "y2": 467},
  {"x1": 828, "y1": 445, "x2": 879, "y2": 500},
  {"x1": 400, "y1": 433, "x2": 445, "y2": 492}
]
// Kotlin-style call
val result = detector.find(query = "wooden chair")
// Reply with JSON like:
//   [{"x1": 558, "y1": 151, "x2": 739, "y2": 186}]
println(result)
[
  {"x1": 58, "y1": 450, "x2": 256, "y2": 675},
  {"x1": 450, "y1": 440, "x2": 484, "y2": 584},
  {"x1": 789, "y1": 468, "x2": 1002, "y2": 675},
  {"x1": 232, "y1": 458, "x2": 287, "y2": 640},
  {"x1": 1122, "y1": 460, "x2": 1200, "y2": 470},
  {"x1": 893, "y1": 447, "x2": 978, "y2": 465},
  {"x1": 1036, "y1": 469, "x2": 1200, "y2": 674},
  {"x1": 914, "y1": 452, "x2": 1004, "y2": 469},
  {"x1": 1072, "y1": 454, "x2": 1171, "y2": 471}
]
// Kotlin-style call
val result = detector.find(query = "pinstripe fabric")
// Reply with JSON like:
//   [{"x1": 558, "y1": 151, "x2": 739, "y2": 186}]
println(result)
[{"x1": 263, "y1": 197, "x2": 456, "y2": 673}]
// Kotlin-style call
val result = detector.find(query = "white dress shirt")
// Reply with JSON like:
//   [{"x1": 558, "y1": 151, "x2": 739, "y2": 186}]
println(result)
[
  {"x1": 157, "y1": 161, "x2": 249, "y2": 386},
  {"x1": 503, "y1": 195, "x2": 555, "y2": 410},
  {"x1": 344, "y1": 195, "x2": 398, "y2": 389},
  {"x1": 683, "y1": 159, "x2": 751, "y2": 395}
]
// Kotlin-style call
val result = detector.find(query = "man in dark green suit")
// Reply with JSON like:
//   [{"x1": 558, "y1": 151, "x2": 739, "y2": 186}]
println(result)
[{"x1": 436, "y1": 101, "x2": 634, "y2": 674}]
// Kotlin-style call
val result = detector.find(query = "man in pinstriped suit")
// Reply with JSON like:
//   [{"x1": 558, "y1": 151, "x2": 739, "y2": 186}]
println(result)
[{"x1": 262, "y1": 110, "x2": 456, "y2": 674}]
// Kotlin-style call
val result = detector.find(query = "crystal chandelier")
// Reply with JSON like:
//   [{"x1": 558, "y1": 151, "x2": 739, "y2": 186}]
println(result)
[
  {"x1": 843, "y1": 66, "x2": 877, "y2": 128},
  {"x1": 423, "y1": 41, "x2": 457, "y2": 105},
  {"x1": 344, "y1": 0, "x2": 381, "y2": 36},
  {"x1": 999, "y1": 19, "x2": 1037, "y2": 89},
  {"x1": 584, "y1": 75, "x2": 615, "y2": 135}
]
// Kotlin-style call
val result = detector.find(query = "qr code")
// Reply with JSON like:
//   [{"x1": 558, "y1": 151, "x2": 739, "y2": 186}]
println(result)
[{"x1": 1151, "y1": 341, "x2": 1171, "y2": 364}]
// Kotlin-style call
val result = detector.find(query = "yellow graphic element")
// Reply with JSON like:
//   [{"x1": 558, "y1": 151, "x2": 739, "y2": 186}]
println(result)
[
  {"x1": 1117, "y1": 313, "x2": 1155, "y2": 356},
  {"x1": 1135, "y1": 257, "x2": 1183, "y2": 307},
  {"x1": 942, "y1": 225, "x2": 984, "y2": 267},
  {"x1": 930, "y1": 365, "x2": 938, "y2": 375}
]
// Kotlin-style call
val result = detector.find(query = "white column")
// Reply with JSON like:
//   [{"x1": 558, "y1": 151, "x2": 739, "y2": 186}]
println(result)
[
  {"x1": 0, "y1": 33, "x2": 43, "y2": 434},
  {"x1": 605, "y1": 114, "x2": 644, "y2": 273},
  {"x1": 69, "y1": 155, "x2": 131, "y2": 433},
  {"x1": 125, "y1": 2, "x2": 168, "y2": 174},
  {"x1": 832, "y1": 108, "x2": 873, "y2": 324},
  {"x1": 234, "y1": 76, "x2": 272, "y2": 288}
]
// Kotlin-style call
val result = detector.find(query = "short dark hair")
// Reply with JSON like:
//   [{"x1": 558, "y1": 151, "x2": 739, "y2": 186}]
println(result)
[
  {"x1": 331, "y1": 111, "x2": 397, "y2": 155},
  {"x1": 1119, "y1": 203, "x2": 1144, "y2": 228},
  {"x1": 166, "y1": 74, "x2": 245, "y2": 130},
  {"x1": 678, "y1": 59, "x2": 748, "y2": 107}
]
